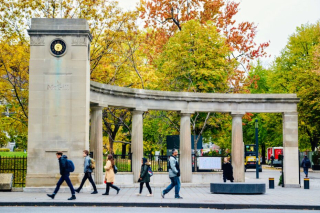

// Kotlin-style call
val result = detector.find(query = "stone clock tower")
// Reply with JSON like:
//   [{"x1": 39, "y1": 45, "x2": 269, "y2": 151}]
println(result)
[{"x1": 26, "y1": 19, "x2": 91, "y2": 187}]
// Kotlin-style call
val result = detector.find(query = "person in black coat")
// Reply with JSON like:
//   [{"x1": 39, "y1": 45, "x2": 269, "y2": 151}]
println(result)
[
  {"x1": 137, "y1": 158, "x2": 153, "y2": 196},
  {"x1": 222, "y1": 157, "x2": 234, "y2": 182}
]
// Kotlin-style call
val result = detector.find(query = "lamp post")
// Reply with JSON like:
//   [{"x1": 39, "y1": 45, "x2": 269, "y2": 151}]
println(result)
[{"x1": 255, "y1": 119, "x2": 259, "y2": 179}]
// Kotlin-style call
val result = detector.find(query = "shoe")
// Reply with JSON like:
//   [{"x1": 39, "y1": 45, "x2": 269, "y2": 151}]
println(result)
[
  {"x1": 91, "y1": 191, "x2": 98, "y2": 194},
  {"x1": 68, "y1": 195, "x2": 76, "y2": 200},
  {"x1": 161, "y1": 191, "x2": 165, "y2": 198},
  {"x1": 147, "y1": 194, "x2": 153, "y2": 197},
  {"x1": 102, "y1": 193, "x2": 109, "y2": 195},
  {"x1": 117, "y1": 188, "x2": 120, "y2": 194},
  {"x1": 175, "y1": 196, "x2": 183, "y2": 199},
  {"x1": 136, "y1": 193, "x2": 142, "y2": 196},
  {"x1": 47, "y1": 194, "x2": 55, "y2": 199},
  {"x1": 75, "y1": 188, "x2": 80, "y2": 193}
]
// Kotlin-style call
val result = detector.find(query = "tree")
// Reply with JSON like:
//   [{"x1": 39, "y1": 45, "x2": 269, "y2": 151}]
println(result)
[{"x1": 265, "y1": 21, "x2": 320, "y2": 150}]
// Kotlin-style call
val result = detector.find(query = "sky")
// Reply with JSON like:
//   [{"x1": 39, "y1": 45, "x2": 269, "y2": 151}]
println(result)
[{"x1": 117, "y1": 0, "x2": 320, "y2": 66}]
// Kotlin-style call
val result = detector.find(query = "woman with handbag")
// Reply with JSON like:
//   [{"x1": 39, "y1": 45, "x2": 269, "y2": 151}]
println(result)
[
  {"x1": 102, "y1": 154, "x2": 120, "y2": 195},
  {"x1": 136, "y1": 157, "x2": 153, "y2": 196}
]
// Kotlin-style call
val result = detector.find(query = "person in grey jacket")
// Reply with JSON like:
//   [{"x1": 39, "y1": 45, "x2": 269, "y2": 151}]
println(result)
[
  {"x1": 75, "y1": 150, "x2": 98, "y2": 194},
  {"x1": 161, "y1": 149, "x2": 182, "y2": 199}
]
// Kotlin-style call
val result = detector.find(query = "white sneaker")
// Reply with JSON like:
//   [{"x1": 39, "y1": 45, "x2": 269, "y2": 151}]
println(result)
[
  {"x1": 136, "y1": 193, "x2": 142, "y2": 196},
  {"x1": 147, "y1": 194, "x2": 153, "y2": 197}
]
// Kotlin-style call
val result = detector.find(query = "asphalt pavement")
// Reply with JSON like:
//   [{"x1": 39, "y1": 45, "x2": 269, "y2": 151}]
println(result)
[{"x1": 1, "y1": 207, "x2": 319, "y2": 213}]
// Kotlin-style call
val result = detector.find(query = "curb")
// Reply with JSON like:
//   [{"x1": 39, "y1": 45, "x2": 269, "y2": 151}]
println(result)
[{"x1": 1, "y1": 202, "x2": 320, "y2": 210}]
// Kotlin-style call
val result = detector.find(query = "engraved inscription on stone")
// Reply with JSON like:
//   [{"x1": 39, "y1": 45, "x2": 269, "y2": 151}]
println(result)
[
  {"x1": 30, "y1": 36, "x2": 45, "y2": 46},
  {"x1": 47, "y1": 81, "x2": 70, "y2": 90},
  {"x1": 72, "y1": 36, "x2": 86, "y2": 46}
]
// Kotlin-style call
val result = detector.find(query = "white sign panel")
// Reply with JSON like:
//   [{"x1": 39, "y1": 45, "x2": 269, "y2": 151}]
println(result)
[{"x1": 198, "y1": 157, "x2": 221, "y2": 170}]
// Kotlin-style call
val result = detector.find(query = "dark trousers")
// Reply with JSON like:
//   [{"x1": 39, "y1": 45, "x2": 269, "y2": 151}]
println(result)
[
  {"x1": 106, "y1": 182, "x2": 120, "y2": 194},
  {"x1": 304, "y1": 167, "x2": 308, "y2": 177},
  {"x1": 53, "y1": 174, "x2": 75, "y2": 195},
  {"x1": 163, "y1": 176, "x2": 180, "y2": 198},
  {"x1": 78, "y1": 172, "x2": 97, "y2": 191},
  {"x1": 139, "y1": 182, "x2": 152, "y2": 194}
]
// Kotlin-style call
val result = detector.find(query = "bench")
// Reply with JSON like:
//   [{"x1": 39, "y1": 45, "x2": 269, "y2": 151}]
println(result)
[{"x1": 210, "y1": 183, "x2": 266, "y2": 194}]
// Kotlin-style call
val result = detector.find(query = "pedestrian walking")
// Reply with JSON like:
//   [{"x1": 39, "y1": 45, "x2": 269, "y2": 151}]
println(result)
[
  {"x1": 222, "y1": 157, "x2": 234, "y2": 182},
  {"x1": 102, "y1": 154, "x2": 120, "y2": 195},
  {"x1": 75, "y1": 150, "x2": 98, "y2": 194},
  {"x1": 161, "y1": 149, "x2": 182, "y2": 199},
  {"x1": 47, "y1": 151, "x2": 76, "y2": 200},
  {"x1": 301, "y1": 155, "x2": 311, "y2": 177},
  {"x1": 136, "y1": 158, "x2": 153, "y2": 196},
  {"x1": 270, "y1": 155, "x2": 275, "y2": 167}
]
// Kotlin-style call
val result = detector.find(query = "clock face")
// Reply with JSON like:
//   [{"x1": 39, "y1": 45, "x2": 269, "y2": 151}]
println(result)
[{"x1": 50, "y1": 39, "x2": 66, "y2": 56}]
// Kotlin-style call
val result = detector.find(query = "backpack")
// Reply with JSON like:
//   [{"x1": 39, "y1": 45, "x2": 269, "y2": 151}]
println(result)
[
  {"x1": 305, "y1": 159, "x2": 311, "y2": 168},
  {"x1": 148, "y1": 166, "x2": 153, "y2": 177},
  {"x1": 66, "y1": 159, "x2": 75, "y2": 172},
  {"x1": 113, "y1": 165, "x2": 118, "y2": 174},
  {"x1": 89, "y1": 158, "x2": 95, "y2": 170}
]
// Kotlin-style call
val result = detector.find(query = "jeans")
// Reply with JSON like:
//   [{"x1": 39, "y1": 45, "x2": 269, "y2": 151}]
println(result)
[
  {"x1": 140, "y1": 182, "x2": 152, "y2": 194},
  {"x1": 78, "y1": 172, "x2": 97, "y2": 191},
  {"x1": 106, "y1": 183, "x2": 120, "y2": 194},
  {"x1": 304, "y1": 167, "x2": 308, "y2": 177},
  {"x1": 163, "y1": 176, "x2": 180, "y2": 198},
  {"x1": 53, "y1": 174, "x2": 75, "y2": 195}
]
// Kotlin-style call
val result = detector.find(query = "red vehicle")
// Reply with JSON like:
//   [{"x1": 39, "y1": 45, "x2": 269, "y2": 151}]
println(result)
[{"x1": 267, "y1": 147, "x2": 283, "y2": 166}]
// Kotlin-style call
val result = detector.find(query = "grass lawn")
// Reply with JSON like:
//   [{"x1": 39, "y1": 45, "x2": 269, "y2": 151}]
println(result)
[{"x1": 0, "y1": 152, "x2": 27, "y2": 157}]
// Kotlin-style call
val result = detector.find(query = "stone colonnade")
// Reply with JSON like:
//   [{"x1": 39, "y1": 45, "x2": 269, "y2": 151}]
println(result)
[
  {"x1": 89, "y1": 82, "x2": 300, "y2": 187},
  {"x1": 90, "y1": 108, "x2": 299, "y2": 185}
]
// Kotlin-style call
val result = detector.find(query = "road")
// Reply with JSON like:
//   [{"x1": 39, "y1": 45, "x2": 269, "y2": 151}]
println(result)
[{"x1": 1, "y1": 207, "x2": 319, "y2": 213}]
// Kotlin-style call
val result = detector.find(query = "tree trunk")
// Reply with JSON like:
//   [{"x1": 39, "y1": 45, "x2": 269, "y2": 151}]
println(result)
[
  {"x1": 109, "y1": 135, "x2": 114, "y2": 154},
  {"x1": 262, "y1": 143, "x2": 266, "y2": 164}
]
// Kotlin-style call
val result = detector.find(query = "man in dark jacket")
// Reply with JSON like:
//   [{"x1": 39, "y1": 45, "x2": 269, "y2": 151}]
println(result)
[
  {"x1": 270, "y1": 155, "x2": 275, "y2": 167},
  {"x1": 161, "y1": 149, "x2": 182, "y2": 199},
  {"x1": 47, "y1": 151, "x2": 76, "y2": 200},
  {"x1": 75, "y1": 150, "x2": 98, "y2": 194},
  {"x1": 301, "y1": 155, "x2": 311, "y2": 177}
]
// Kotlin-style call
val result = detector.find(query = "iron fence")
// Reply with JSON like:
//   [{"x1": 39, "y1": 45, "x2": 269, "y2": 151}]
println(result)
[
  {"x1": 103, "y1": 154, "x2": 132, "y2": 172},
  {"x1": 0, "y1": 156, "x2": 27, "y2": 187}
]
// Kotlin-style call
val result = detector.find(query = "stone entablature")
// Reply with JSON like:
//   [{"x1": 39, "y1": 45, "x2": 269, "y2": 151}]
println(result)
[{"x1": 90, "y1": 81, "x2": 299, "y2": 113}]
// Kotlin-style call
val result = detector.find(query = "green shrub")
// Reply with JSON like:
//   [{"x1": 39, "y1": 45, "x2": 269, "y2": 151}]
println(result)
[
  {"x1": 14, "y1": 149, "x2": 23, "y2": 152},
  {"x1": 0, "y1": 148, "x2": 10, "y2": 152},
  {"x1": 312, "y1": 152, "x2": 320, "y2": 165}
]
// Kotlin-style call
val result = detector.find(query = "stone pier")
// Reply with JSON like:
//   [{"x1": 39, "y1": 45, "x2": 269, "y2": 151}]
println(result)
[
  {"x1": 180, "y1": 113, "x2": 192, "y2": 183},
  {"x1": 90, "y1": 106, "x2": 104, "y2": 184},
  {"x1": 131, "y1": 110, "x2": 144, "y2": 182},
  {"x1": 231, "y1": 113, "x2": 245, "y2": 182}
]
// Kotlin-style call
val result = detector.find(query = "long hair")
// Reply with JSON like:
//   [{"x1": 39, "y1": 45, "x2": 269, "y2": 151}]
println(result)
[{"x1": 107, "y1": 154, "x2": 115, "y2": 167}]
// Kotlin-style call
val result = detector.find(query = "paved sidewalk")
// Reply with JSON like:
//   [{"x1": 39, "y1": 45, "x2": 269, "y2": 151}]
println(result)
[{"x1": 1, "y1": 169, "x2": 320, "y2": 209}]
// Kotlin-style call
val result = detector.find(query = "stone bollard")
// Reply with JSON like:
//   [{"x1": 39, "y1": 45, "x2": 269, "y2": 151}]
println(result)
[
  {"x1": 304, "y1": 178, "x2": 309, "y2": 189},
  {"x1": 269, "y1": 177, "x2": 274, "y2": 189}
]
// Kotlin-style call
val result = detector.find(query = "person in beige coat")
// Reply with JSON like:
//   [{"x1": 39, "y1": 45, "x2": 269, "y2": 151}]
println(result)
[{"x1": 102, "y1": 154, "x2": 120, "y2": 195}]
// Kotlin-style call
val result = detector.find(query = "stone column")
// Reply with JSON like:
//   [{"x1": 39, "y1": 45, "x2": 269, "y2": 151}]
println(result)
[
  {"x1": 283, "y1": 112, "x2": 300, "y2": 187},
  {"x1": 231, "y1": 113, "x2": 245, "y2": 182},
  {"x1": 90, "y1": 106, "x2": 104, "y2": 184},
  {"x1": 180, "y1": 113, "x2": 192, "y2": 183},
  {"x1": 131, "y1": 110, "x2": 144, "y2": 182}
]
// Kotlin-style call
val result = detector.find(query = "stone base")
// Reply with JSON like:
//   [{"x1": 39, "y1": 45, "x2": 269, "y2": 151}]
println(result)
[
  {"x1": 285, "y1": 184, "x2": 301, "y2": 188},
  {"x1": 26, "y1": 173, "x2": 86, "y2": 187},
  {"x1": 210, "y1": 183, "x2": 266, "y2": 194},
  {"x1": 0, "y1": 173, "x2": 13, "y2": 191}
]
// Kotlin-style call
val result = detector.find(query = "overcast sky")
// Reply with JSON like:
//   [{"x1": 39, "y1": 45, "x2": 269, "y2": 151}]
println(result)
[{"x1": 117, "y1": 0, "x2": 320, "y2": 66}]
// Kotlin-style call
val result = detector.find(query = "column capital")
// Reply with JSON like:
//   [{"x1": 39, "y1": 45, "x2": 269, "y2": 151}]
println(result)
[
  {"x1": 231, "y1": 112, "x2": 245, "y2": 117},
  {"x1": 283, "y1": 112, "x2": 298, "y2": 116},
  {"x1": 131, "y1": 110, "x2": 146, "y2": 115},
  {"x1": 91, "y1": 106, "x2": 104, "y2": 111}
]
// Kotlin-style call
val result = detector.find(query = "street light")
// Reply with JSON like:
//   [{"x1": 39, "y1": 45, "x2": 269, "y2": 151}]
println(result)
[{"x1": 255, "y1": 119, "x2": 259, "y2": 179}]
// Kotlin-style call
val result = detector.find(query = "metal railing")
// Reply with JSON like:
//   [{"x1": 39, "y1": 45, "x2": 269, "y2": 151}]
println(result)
[
  {"x1": 0, "y1": 156, "x2": 27, "y2": 187},
  {"x1": 103, "y1": 154, "x2": 132, "y2": 172}
]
